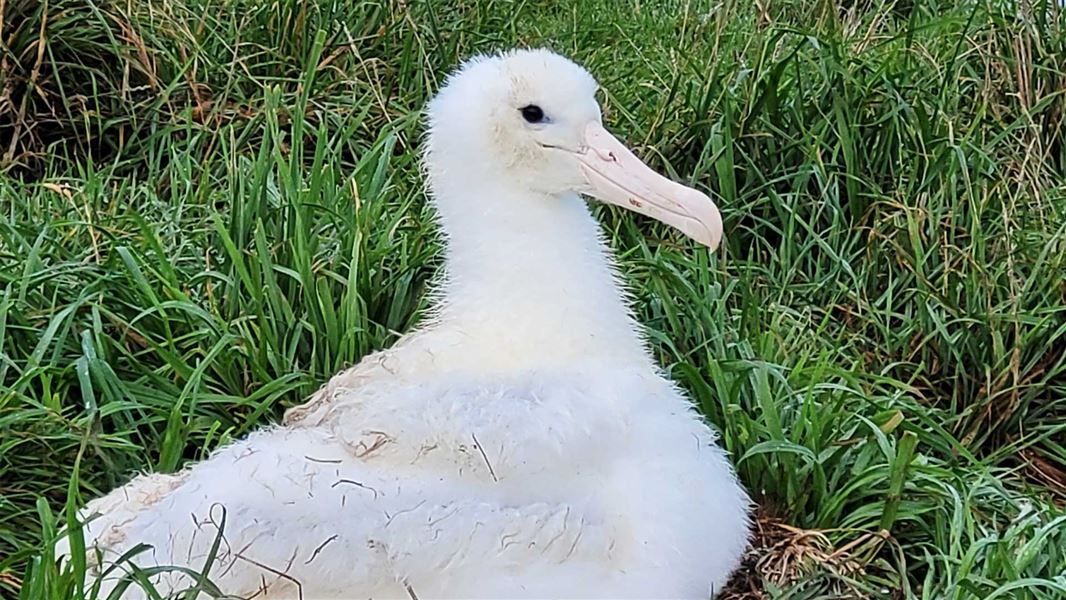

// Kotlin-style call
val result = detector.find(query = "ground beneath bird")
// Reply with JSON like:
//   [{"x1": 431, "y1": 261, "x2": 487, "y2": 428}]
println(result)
[{"x1": 721, "y1": 511, "x2": 896, "y2": 600}]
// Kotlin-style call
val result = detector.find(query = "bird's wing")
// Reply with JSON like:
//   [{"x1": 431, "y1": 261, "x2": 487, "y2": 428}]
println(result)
[
  {"x1": 60, "y1": 373, "x2": 636, "y2": 598},
  {"x1": 283, "y1": 327, "x2": 454, "y2": 427}
]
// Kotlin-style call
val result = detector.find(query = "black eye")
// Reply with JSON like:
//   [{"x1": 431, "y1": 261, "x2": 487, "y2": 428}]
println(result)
[{"x1": 520, "y1": 104, "x2": 545, "y2": 123}]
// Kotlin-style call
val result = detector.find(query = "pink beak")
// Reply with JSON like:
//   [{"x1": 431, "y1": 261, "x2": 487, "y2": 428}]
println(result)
[{"x1": 573, "y1": 122, "x2": 723, "y2": 250}]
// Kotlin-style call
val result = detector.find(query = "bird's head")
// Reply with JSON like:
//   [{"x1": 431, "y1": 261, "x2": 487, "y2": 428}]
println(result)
[{"x1": 425, "y1": 48, "x2": 723, "y2": 249}]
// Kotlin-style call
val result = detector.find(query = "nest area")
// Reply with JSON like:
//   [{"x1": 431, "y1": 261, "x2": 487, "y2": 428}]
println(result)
[
  {"x1": 2, "y1": 2, "x2": 159, "y2": 178},
  {"x1": 1, "y1": 0, "x2": 400, "y2": 180},
  {"x1": 0, "y1": 0, "x2": 193, "y2": 178}
]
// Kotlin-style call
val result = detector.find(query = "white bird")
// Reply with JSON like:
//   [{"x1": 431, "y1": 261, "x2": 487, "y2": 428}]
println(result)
[{"x1": 60, "y1": 48, "x2": 751, "y2": 599}]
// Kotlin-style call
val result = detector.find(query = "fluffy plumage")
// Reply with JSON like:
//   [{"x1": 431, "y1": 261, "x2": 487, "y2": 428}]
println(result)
[{"x1": 60, "y1": 48, "x2": 751, "y2": 599}]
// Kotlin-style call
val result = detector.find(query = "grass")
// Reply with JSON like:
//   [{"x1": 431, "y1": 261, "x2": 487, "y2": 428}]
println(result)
[{"x1": 1, "y1": 0, "x2": 1065, "y2": 597}]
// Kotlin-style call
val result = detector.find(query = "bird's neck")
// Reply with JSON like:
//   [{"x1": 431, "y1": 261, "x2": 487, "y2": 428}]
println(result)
[{"x1": 430, "y1": 180, "x2": 652, "y2": 369}]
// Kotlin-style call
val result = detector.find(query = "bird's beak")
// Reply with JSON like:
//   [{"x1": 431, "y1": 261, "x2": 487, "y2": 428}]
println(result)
[{"x1": 573, "y1": 122, "x2": 723, "y2": 250}]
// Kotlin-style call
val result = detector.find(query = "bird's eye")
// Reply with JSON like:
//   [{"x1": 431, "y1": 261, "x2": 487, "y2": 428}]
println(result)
[{"x1": 520, "y1": 105, "x2": 545, "y2": 124}]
